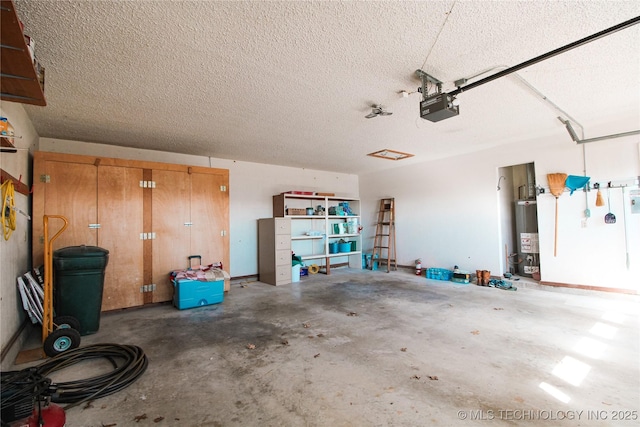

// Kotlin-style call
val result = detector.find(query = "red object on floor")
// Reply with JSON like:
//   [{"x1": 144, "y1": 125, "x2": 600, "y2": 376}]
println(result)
[{"x1": 9, "y1": 402, "x2": 66, "y2": 427}]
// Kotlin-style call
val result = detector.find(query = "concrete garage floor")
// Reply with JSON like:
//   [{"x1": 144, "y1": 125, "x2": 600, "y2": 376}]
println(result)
[{"x1": 11, "y1": 269, "x2": 640, "y2": 426}]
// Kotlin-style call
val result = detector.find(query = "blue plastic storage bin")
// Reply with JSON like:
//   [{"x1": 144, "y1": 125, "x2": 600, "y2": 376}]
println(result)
[
  {"x1": 172, "y1": 276, "x2": 224, "y2": 310},
  {"x1": 426, "y1": 268, "x2": 452, "y2": 281},
  {"x1": 338, "y1": 242, "x2": 351, "y2": 253}
]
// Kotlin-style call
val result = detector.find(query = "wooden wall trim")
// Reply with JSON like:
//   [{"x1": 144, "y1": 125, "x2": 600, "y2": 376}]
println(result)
[
  {"x1": 142, "y1": 169, "x2": 153, "y2": 305},
  {"x1": 33, "y1": 151, "x2": 229, "y2": 177}
]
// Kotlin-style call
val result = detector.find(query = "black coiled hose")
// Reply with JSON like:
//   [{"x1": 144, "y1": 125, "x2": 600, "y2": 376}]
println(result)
[
  {"x1": 35, "y1": 343, "x2": 148, "y2": 409},
  {"x1": 1, "y1": 368, "x2": 52, "y2": 423}
]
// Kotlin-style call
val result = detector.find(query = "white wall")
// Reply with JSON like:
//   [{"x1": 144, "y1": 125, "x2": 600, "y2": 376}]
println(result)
[
  {"x1": 39, "y1": 138, "x2": 359, "y2": 277},
  {"x1": 359, "y1": 124, "x2": 640, "y2": 291},
  {"x1": 0, "y1": 102, "x2": 39, "y2": 362},
  {"x1": 497, "y1": 165, "x2": 516, "y2": 273}
]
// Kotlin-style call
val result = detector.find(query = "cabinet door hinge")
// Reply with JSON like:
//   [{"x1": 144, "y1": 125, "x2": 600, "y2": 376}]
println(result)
[
  {"x1": 139, "y1": 180, "x2": 156, "y2": 188},
  {"x1": 39, "y1": 236, "x2": 44, "y2": 244},
  {"x1": 220, "y1": 185, "x2": 227, "y2": 192},
  {"x1": 139, "y1": 232, "x2": 157, "y2": 240},
  {"x1": 140, "y1": 284, "x2": 157, "y2": 293},
  {"x1": 221, "y1": 230, "x2": 227, "y2": 237},
  {"x1": 40, "y1": 175, "x2": 50, "y2": 183}
]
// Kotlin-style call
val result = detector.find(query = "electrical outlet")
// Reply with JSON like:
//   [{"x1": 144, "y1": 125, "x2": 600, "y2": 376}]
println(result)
[{"x1": 581, "y1": 219, "x2": 588, "y2": 228}]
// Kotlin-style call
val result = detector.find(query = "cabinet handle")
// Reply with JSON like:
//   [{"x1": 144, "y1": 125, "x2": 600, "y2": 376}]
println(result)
[
  {"x1": 88, "y1": 224, "x2": 101, "y2": 229},
  {"x1": 139, "y1": 180, "x2": 156, "y2": 188}
]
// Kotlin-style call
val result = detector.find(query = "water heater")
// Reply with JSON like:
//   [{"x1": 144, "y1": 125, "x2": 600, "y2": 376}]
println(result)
[{"x1": 515, "y1": 200, "x2": 539, "y2": 277}]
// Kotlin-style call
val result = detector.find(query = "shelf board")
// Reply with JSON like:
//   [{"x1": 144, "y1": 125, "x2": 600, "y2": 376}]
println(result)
[
  {"x1": 0, "y1": 167, "x2": 30, "y2": 195},
  {"x1": 326, "y1": 196, "x2": 359, "y2": 201},
  {"x1": 280, "y1": 193, "x2": 359, "y2": 201},
  {"x1": 291, "y1": 235, "x2": 323, "y2": 240},
  {"x1": 327, "y1": 251, "x2": 361, "y2": 258},
  {"x1": 300, "y1": 254, "x2": 328, "y2": 260},
  {"x1": 329, "y1": 233, "x2": 360, "y2": 238},
  {"x1": 287, "y1": 215, "x2": 360, "y2": 219},
  {"x1": 1, "y1": 136, "x2": 16, "y2": 149},
  {"x1": 1, "y1": 0, "x2": 46, "y2": 106},
  {"x1": 300, "y1": 252, "x2": 360, "y2": 260}
]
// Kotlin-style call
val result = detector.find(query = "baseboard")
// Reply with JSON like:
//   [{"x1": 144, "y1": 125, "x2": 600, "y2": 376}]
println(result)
[
  {"x1": 1, "y1": 318, "x2": 31, "y2": 369},
  {"x1": 236, "y1": 263, "x2": 356, "y2": 285},
  {"x1": 539, "y1": 281, "x2": 638, "y2": 295},
  {"x1": 209, "y1": 272, "x2": 640, "y2": 296},
  {"x1": 231, "y1": 274, "x2": 258, "y2": 283},
  {"x1": 326, "y1": 262, "x2": 349, "y2": 269},
  {"x1": 402, "y1": 265, "x2": 638, "y2": 295}
]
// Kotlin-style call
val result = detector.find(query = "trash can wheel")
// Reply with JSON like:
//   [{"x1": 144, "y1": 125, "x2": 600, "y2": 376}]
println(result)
[
  {"x1": 54, "y1": 315, "x2": 81, "y2": 331},
  {"x1": 44, "y1": 328, "x2": 81, "y2": 357}
]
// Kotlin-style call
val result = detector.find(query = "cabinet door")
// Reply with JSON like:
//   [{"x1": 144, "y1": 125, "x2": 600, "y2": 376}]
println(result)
[
  {"x1": 190, "y1": 172, "x2": 229, "y2": 270},
  {"x1": 97, "y1": 166, "x2": 144, "y2": 311},
  {"x1": 42, "y1": 160, "x2": 97, "y2": 252},
  {"x1": 151, "y1": 169, "x2": 190, "y2": 303}
]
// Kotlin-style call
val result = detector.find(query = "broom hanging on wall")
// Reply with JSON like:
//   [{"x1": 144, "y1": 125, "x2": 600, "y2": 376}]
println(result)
[
  {"x1": 547, "y1": 173, "x2": 567, "y2": 257},
  {"x1": 594, "y1": 183, "x2": 605, "y2": 207}
]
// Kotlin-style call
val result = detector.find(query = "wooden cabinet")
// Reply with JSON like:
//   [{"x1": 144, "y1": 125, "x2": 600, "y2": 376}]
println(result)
[
  {"x1": 34, "y1": 159, "x2": 98, "y2": 251},
  {"x1": 190, "y1": 171, "x2": 229, "y2": 274},
  {"x1": 258, "y1": 193, "x2": 362, "y2": 283},
  {"x1": 258, "y1": 218, "x2": 292, "y2": 286},
  {"x1": 32, "y1": 158, "x2": 144, "y2": 311},
  {"x1": 150, "y1": 169, "x2": 230, "y2": 302},
  {"x1": 151, "y1": 169, "x2": 191, "y2": 303},
  {"x1": 98, "y1": 166, "x2": 145, "y2": 310},
  {"x1": 0, "y1": 0, "x2": 46, "y2": 106},
  {"x1": 32, "y1": 152, "x2": 229, "y2": 311}
]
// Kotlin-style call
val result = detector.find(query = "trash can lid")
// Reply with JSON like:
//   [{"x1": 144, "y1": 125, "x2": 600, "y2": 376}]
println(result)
[{"x1": 54, "y1": 245, "x2": 109, "y2": 258}]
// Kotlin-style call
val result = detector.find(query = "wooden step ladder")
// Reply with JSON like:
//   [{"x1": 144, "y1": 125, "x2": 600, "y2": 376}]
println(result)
[{"x1": 372, "y1": 198, "x2": 396, "y2": 272}]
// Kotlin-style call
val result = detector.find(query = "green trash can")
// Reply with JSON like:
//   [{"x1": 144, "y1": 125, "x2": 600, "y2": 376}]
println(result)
[{"x1": 53, "y1": 245, "x2": 109, "y2": 336}]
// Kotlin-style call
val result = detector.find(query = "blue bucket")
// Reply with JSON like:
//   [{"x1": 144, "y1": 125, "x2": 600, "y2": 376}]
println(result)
[
  {"x1": 338, "y1": 243, "x2": 351, "y2": 253},
  {"x1": 329, "y1": 242, "x2": 339, "y2": 254}
]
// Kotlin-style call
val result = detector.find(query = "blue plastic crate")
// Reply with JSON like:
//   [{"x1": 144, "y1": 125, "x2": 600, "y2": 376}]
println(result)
[{"x1": 426, "y1": 268, "x2": 452, "y2": 281}]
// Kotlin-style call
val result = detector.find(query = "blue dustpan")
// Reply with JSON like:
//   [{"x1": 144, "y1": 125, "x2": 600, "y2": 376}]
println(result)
[{"x1": 565, "y1": 175, "x2": 590, "y2": 195}]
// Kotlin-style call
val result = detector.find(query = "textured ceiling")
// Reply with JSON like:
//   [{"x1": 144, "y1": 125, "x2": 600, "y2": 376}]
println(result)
[{"x1": 13, "y1": 0, "x2": 640, "y2": 174}]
